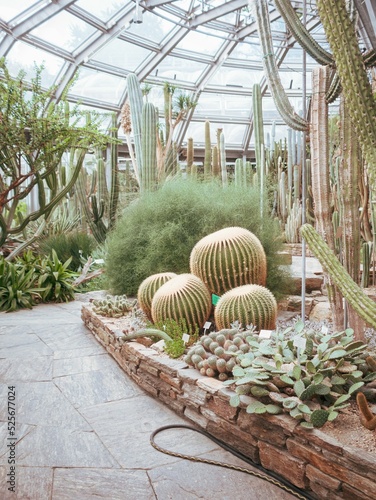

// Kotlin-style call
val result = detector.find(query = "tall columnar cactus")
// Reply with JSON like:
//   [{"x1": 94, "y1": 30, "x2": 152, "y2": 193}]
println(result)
[
  {"x1": 214, "y1": 284, "x2": 277, "y2": 331},
  {"x1": 137, "y1": 272, "x2": 177, "y2": 321},
  {"x1": 127, "y1": 74, "x2": 144, "y2": 177},
  {"x1": 204, "y1": 120, "x2": 212, "y2": 180},
  {"x1": 151, "y1": 273, "x2": 212, "y2": 332},
  {"x1": 187, "y1": 137, "x2": 194, "y2": 175},
  {"x1": 219, "y1": 132, "x2": 228, "y2": 187},
  {"x1": 300, "y1": 224, "x2": 376, "y2": 335},
  {"x1": 212, "y1": 146, "x2": 220, "y2": 178},
  {"x1": 141, "y1": 102, "x2": 157, "y2": 192},
  {"x1": 253, "y1": 83, "x2": 265, "y2": 172},
  {"x1": 190, "y1": 226, "x2": 267, "y2": 296},
  {"x1": 316, "y1": 0, "x2": 376, "y2": 189},
  {"x1": 234, "y1": 158, "x2": 246, "y2": 188},
  {"x1": 250, "y1": 0, "x2": 308, "y2": 132}
]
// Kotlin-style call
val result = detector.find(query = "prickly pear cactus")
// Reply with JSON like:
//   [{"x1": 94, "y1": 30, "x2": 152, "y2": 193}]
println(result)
[
  {"x1": 151, "y1": 273, "x2": 211, "y2": 333},
  {"x1": 214, "y1": 284, "x2": 277, "y2": 331},
  {"x1": 137, "y1": 272, "x2": 177, "y2": 321},
  {"x1": 189, "y1": 226, "x2": 267, "y2": 296}
]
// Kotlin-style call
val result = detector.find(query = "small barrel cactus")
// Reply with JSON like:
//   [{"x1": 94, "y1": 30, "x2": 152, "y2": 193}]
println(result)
[
  {"x1": 189, "y1": 226, "x2": 267, "y2": 296},
  {"x1": 214, "y1": 284, "x2": 277, "y2": 331},
  {"x1": 137, "y1": 272, "x2": 177, "y2": 321},
  {"x1": 151, "y1": 273, "x2": 212, "y2": 332}
]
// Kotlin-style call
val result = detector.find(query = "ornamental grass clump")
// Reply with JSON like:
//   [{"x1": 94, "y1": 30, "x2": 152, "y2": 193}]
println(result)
[{"x1": 105, "y1": 178, "x2": 293, "y2": 299}]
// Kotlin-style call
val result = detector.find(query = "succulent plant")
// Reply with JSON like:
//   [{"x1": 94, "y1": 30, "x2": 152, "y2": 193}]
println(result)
[
  {"x1": 190, "y1": 226, "x2": 267, "y2": 296},
  {"x1": 225, "y1": 320, "x2": 376, "y2": 428},
  {"x1": 137, "y1": 272, "x2": 177, "y2": 321},
  {"x1": 151, "y1": 273, "x2": 212, "y2": 333},
  {"x1": 184, "y1": 327, "x2": 255, "y2": 380},
  {"x1": 356, "y1": 392, "x2": 376, "y2": 430},
  {"x1": 214, "y1": 284, "x2": 277, "y2": 331},
  {"x1": 92, "y1": 294, "x2": 137, "y2": 318}
]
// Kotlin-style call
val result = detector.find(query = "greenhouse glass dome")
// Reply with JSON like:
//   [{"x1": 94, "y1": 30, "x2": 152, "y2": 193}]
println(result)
[{"x1": 0, "y1": 0, "x2": 375, "y2": 158}]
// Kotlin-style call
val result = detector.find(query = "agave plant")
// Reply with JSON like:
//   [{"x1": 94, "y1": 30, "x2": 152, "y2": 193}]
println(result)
[{"x1": 36, "y1": 250, "x2": 77, "y2": 303}]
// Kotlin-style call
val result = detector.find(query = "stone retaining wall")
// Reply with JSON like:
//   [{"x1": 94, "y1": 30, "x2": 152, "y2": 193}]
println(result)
[{"x1": 82, "y1": 305, "x2": 376, "y2": 500}]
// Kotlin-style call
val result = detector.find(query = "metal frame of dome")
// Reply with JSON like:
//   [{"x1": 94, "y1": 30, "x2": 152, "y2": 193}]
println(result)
[{"x1": 0, "y1": 0, "x2": 375, "y2": 157}]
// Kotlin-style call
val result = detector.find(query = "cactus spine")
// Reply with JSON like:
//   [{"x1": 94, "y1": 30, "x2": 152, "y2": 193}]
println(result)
[
  {"x1": 214, "y1": 284, "x2": 277, "y2": 331},
  {"x1": 356, "y1": 393, "x2": 376, "y2": 430},
  {"x1": 151, "y1": 273, "x2": 212, "y2": 332},
  {"x1": 137, "y1": 272, "x2": 177, "y2": 321},
  {"x1": 190, "y1": 226, "x2": 267, "y2": 296},
  {"x1": 300, "y1": 224, "x2": 376, "y2": 334}
]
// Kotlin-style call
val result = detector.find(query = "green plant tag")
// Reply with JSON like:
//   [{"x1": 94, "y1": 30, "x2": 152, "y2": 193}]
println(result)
[{"x1": 212, "y1": 294, "x2": 220, "y2": 306}]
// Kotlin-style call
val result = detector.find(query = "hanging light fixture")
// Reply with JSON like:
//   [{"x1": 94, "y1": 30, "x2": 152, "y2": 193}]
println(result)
[{"x1": 133, "y1": 0, "x2": 143, "y2": 24}]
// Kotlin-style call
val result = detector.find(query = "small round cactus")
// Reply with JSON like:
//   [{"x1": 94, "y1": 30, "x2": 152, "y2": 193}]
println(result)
[
  {"x1": 137, "y1": 272, "x2": 177, "y2": 321},
  {"x1": 214, "y1": 284, "x2": 277, "y2": 331},
  {"x1": 151, "y1": 273, "x2": 212, "y2": 332},
  {"x1": 189, "y1": 226, "x2": 267, "y2": 296}
]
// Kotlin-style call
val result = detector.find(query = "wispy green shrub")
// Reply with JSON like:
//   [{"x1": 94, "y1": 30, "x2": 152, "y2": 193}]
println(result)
[
  {"x1": 105, "y1": 179, "x2": 293, "y2": 299},
  {"x1": 38, "y1": 231, "x2": 96, "y2": 271}
]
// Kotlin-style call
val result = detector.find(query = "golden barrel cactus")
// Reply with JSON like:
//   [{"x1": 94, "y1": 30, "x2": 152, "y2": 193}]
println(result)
[
  {"x1": 137, "y1": 272, "x2": 177, "y2": 321},
  {"x1": 190, "y1": 226, "x2": 267, "y2": 296},
  {"x1": 214, "y1": 284, "x2": 277, "y2": 331},
  {"x1": 151, "y1": 273, "x2": 212, "y2": 332}
]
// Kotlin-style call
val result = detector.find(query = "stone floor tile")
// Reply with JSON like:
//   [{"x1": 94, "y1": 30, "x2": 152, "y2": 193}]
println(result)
[
  {"x1": 148, "y1": 450, "x2": 296, "y2": 500},
  {"x1": 0, "y1": 382, "x2": 91, "y2": 430},
  {"x1": 0, "y1": 422, "x2": 35, "y2": 461},
  {"x1": 35, "y1": 325, "x2": 98, "y2": 351},
  {"x1": 0, "y1": 333, "x2": 53, "y2": 359},
  {"x1": 0, "y1": 466, "x2": 52, "y2": 500},
  {"x1": 0, "y1": 357, "x2": 53, "y2": 382},
  {"x1": 12, "y1": 426, "x2": 120, "y2": 468},
  {"x1": 53, "y1": 345, "x2": 104, "y2": 360},
  {"x1": 53, "y1": 353, "x2": 117, "y2": 378},
  {"x1": 54, "y1": 367, "x2": 140, "y2": 409},
  {"x1": 81, "y1": 396, "x2": 218, "y2": 469},
  {"x1": 53, "y1": 468, "x2": 155, "y2": 500}
]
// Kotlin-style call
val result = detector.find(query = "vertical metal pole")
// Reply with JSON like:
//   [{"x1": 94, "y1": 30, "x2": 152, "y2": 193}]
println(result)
[{"x1": 301, "y1": 0, "x2": 307, "y2": 320}]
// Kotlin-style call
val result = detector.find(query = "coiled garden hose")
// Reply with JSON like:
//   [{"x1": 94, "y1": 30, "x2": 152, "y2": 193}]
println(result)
[{"x1": 150, "y1": 424, "x2": 316, "y2": 500}]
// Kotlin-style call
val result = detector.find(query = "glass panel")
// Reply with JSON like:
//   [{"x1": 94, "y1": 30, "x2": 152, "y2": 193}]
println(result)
[
  {"x1": 6, "y1": 41, "x2": 65, "y2": 86},
  {"x1": 0, "y1": 0, "x2": 39, "y2": 22},
  {"x1": 93, "y1": 39, "x2": 152, "y2": 72},
  {"x1": 176, "y1": 30, "x2": 223, "y2": 55},
  {"x1": 154, "y1": 56, "x2": 207, "y2": 84},
  {"x1": 70, "y1": 68, "x2": 127, "y2": 104},
  {"x1": 30, "y1": 11, "x2": 96, "y2": 52},
  {"x1": 209, "y1": 66, "x2": 263, "y2": 87},
  {"x1": 183, "y1": 122, "x2": 246, "y2": 146},
  {"x1": 127, "y1": 11, "x2": 177, "y2": 43},
  {"x1": 229, "y1": 41, "x2": 263, "y2": 62},
  {"x1": 75, "y1": 0, "x2": 124, "y2": 21},
  {"x1": 195, "y1": 93, "x2": 252, "y2": 118}
]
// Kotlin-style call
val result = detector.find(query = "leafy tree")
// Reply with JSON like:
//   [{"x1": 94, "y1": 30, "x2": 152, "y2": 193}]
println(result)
[{"x1": 0, "y1": 59, "x2": 109, "y2": 250}]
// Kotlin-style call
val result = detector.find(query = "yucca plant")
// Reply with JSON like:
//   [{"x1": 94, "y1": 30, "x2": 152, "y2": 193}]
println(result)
[
  {"x1": 37, "y1": 250, "x2": 77, "y2": 302},
  {"x1": 0, "y1": 258, "x2": 43, "y2": 312}
]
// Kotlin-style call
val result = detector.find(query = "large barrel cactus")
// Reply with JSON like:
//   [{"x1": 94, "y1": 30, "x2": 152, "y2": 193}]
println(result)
[
  {"x1": 214, "y1": 284, "x2": 277, "y2": 331},
  {"x1": 137, "y1": 272, "x2": 177, "y2": 321},
  {"x1": 190, "y1": 226, "x2": 267, "y2": 296},
  {"x1": 151, "y1": 273, "x2": 212, "y2": 332}
]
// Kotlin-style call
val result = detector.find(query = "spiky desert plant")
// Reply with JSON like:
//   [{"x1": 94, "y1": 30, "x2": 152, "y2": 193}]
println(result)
[
  {"x1": 204, "y1": 120, "x2": 212, "y2": 180},
  {"x1": 190, "y1": 226, "x2": 267, "y2": 296},
  {"x1": 151, "y1": 273, "x2": 211, "y2": 332},
  {"x1": 300, "y1": 224, "x2": 376, "y2": 335},
  {"x1": 316, "y1": 0, "x2": 376, "y2": 190},
  {"x1": 214, "y1": 284, "x2": 277, "y2": 331},
  {"x1": 219, "y1": 132, "x2": 228, "y2": 187},
  {"x1": 137, "y1": 272, "x2": 177, "y2": 321},
  {"x1": 141, "y1": 102, "x2": 157, "y2": 192},
  {"x1": 356, "y1": 392, "x2": 376, "y2": 430},
  {"x1": 186, "y1": 137, "x2": 194, "y2": 175}
]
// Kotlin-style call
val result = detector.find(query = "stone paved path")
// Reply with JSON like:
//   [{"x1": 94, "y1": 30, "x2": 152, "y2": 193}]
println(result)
[{"x1": 0, "y1": 298, "x2": 295, "y2": 499}]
